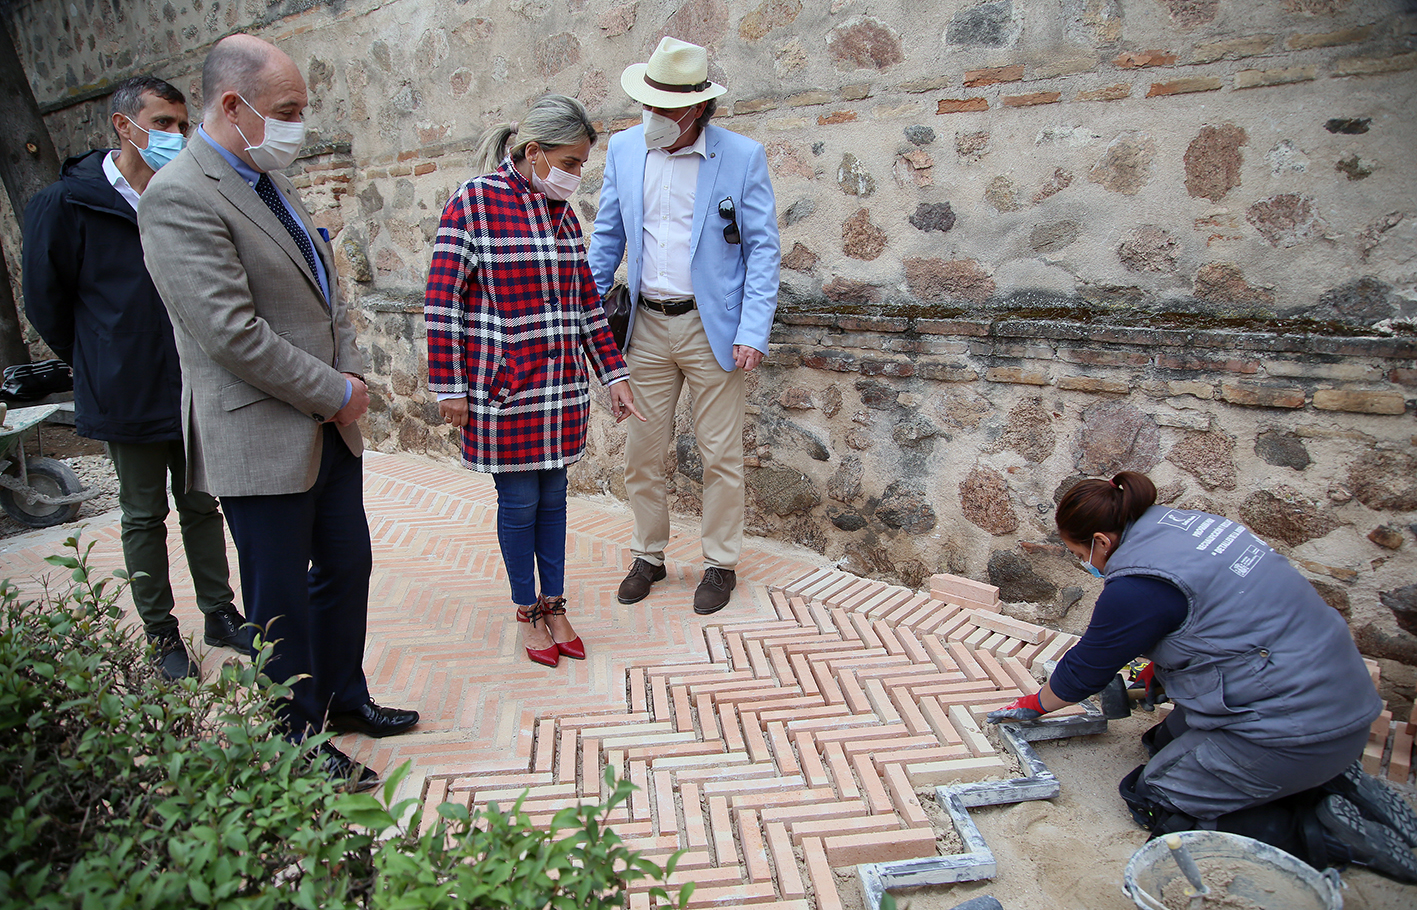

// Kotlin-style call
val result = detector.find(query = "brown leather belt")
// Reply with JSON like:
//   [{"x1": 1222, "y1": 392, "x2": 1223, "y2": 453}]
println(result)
[{"x1": 640, "y1": 296, "x2": 696, "y2": 316}]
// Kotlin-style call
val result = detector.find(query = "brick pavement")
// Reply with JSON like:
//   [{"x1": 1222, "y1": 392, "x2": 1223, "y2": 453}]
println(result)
[{"x1": 3, "y1": 450, "x2": 1408, "y2": 908}]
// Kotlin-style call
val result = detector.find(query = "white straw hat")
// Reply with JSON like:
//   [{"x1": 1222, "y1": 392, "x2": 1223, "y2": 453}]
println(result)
[{"x1": 621, "y1": 36, "x2": 726, "y2": 109}]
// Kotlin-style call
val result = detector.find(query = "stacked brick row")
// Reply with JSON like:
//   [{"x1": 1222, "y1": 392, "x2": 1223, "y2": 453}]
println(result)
[
  {"x1": 1362, "y1": 659, "x2": 1416, "y2": 787},
  {"x1": 423, "y1": 571, "x2": 1079, "y2": 908}
]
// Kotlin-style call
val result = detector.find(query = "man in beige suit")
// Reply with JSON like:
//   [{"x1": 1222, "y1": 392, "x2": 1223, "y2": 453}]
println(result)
[{"x1": 139, "y1": 34, "x2": 416, "y2": 791}]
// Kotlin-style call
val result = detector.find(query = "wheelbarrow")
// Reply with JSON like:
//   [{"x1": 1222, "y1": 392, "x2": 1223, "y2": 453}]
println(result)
[{"x1": 0, "y1": 402, "x2": 96, "y2": 528}]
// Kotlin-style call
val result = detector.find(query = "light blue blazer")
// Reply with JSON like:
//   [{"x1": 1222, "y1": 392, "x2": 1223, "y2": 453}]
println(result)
[{"x1": 588, "y1": 123, "x2": 781, "y2": 372}]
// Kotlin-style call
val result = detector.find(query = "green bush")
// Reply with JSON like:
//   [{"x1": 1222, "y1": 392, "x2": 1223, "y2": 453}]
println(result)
[{"x1": 0, "y1": 534, "x2": 691, "y2": 909}]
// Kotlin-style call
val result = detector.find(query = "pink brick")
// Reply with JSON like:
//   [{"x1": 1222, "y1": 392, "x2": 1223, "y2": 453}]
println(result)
[
  {"x1": 871, "y1": 745, "x2": 972, "y2": 767},
  {"x1": 653, "y1": 769, "x2": 678, "y2": 836},
  {"x1": 849, "y1": 611, "x2": 884, "y2": 648},
  {"x1": 698, "y1": 693, "x2": 720, "y2": 740},
  {"x1": 735, "y1": 786, "x2": 840, "y2": 812},
  {"x1": 906, "y1": 755, "x2": 1008, "y2": 787},
  {"x1": 534, "y1": 718, "x2": 556, "y2": 773},
  {"x1": 919, "y1": 697, "x2": 964, "y2": 747},
  {"x1": 873, "y1": 620, "x2": 904, "y2": 655},
  {"x1": 557, "y1": 726, "x2": 577, "y2": 783},
  {"x1": 929, "y1": 573, "x2": 1000, "y2": 606},
  {"x1": 892, "y1": 683, "x2": 934, "y2": 736},
  {"x1": 760, "y1": 798, "x2": 868, "y2": 825},
  {"x1": 933, "y1": 608, "x2": 975, "y2": 639},
  {"x1": 884, "y1": 593, "x2": 933, "y2": 626},
  {"x1": 628, "y1": 668, "x2": 648, "y2": 713},
  {"x1": 792, "y1": 813, "x2": 900, "y2": 845},
  {"x1": 882, "y1": 763, "x2": 931, "y2": 828},
  {"x1": 841, "y1": 734, "x2": 939, "y2": 756},
  {"x1": 1388, "y1": 725, "x2": 1413, "y2": 784},
  {"x1": 629, "y1": 759, "x2": 651, "y2": 820},
  {"x1": 682, "y1": 781, "x2": 708, "y2": 848},
  {"x1": 719, "y1": 703, "x2": 746, "y2": 752},
  {"x1": 768, "y1": 720, "x2": 800, "y2": 775},
  {"x1": 864, "y1": 677, "x2": 903, "y2": 724},
  {"x1": 726, "y1": 631, "x2": 751, "y2": 670},
  {"x1": 790, "y1": 653, "x2": 821, "y2": 696},
  {"x1": 768, "y1": 645, "x2": 795, "y2": 686},
  {"x1": 1035, "y1": 632, "x2": 1078, "y2": 666},
  {"x1": 814, "y1": 723, "x2": 912, "y2": 747},
  {"x1": 760, "y1": 703, "x2": 852, "y2": 724},
  {"x1": 947, "y1": 641, "x2": 988, "y2": 680},
  {"x1": 742, "y1": 710, "x2": 772, "y2": 763},
  {"x1": 738, "y1": 809, "x2": 772, "y2": 881},
  {"x1": 1001, "y1": 656, "x2": 1040, "y2": 693},
  {"x1": 652, "y1": 673, "x2": 672, "y2": 721},
  {"x1": 837, "y1": 669, "x2": 872, "y2": 714},
  {"x1": 851, "y1": 751, "x2": 894, "y2": 814},
  {"x1": 858, "y1": 587, "x2": 910, "y2": 619},
  {"x1": 802, "y1": 837, "x2": 843, "y2": 910},
  {"x1": 963, "y1": 626, "x2": 992, "y2": 649},
  {"x1": 824, "y1": 741, "x2": 861, "y2": 799},
  {"x1": 672, "y1": 685, "x2": 694, "y2": 732},
  {"x1": 708, "y1": 795, "x2": 736, "y2": 866},
  {"x1": 747, "y1": 637, "x2": 773, "y2": 679},
  {"x1": 766, "y1": 821, "x2": 807, "y2": 899},
  {"x1": 949, "y1": 703, "x2": 994, "y2": 757},
  {"x1": 583, "y1": 741, "x2": 603, "y2": 797},
  {"x1": 824, "y1": 827, "x2": 937, "y2": 866},
  {"x1": 681, "y1": 882, "x2": 778, "y2": 906},
  {"x1": 968, "y1": 609, "x2": 1047, "y2": 644}
]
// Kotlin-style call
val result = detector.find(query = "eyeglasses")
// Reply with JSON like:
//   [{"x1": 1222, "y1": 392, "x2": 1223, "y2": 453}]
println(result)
[{"x1": 719, "y1": 196, "x2": 740, "y2": 244}]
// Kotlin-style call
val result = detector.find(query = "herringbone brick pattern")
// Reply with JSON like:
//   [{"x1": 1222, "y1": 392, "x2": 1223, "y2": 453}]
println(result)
[{"x1": 433, "y1": 562, "x2": 1087, "y2": 909}]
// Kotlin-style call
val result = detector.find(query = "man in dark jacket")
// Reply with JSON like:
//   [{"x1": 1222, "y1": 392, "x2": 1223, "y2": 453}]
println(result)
[{"x1": 22, "y1": 75, "x2": 247, "y2": 680}]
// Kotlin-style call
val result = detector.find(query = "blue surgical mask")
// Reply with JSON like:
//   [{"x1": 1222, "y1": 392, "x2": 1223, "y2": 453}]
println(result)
[
  {"x1": 124, "y1": 115, "x2": 185, "y2": 171},
  {"x1": 1080, "y1": 538, "x2": 1105, "y2": 579}
]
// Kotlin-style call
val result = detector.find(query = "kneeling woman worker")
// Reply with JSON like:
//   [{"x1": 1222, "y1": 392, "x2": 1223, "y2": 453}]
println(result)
[{"x1": 988, "y1": 471, "x2": 1417, "y2": 881}]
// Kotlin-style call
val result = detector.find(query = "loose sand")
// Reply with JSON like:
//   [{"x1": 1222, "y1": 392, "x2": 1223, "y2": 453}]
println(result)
[{"x1": 867, "y1": 711, "x2": 1416, "y2": 910}]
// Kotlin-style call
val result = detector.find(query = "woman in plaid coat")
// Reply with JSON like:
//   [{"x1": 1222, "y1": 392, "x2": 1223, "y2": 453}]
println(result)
[{"x1": 425, "y1": 95, "x2": 643, "y2": 667}]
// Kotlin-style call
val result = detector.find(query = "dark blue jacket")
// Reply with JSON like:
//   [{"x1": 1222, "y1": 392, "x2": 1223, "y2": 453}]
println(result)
[{"x1": 22, "y1": 149, "x2": 182, "y2": 443}]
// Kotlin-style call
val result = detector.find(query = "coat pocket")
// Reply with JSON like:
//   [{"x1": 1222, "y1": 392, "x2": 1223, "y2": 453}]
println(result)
[
  {"x1": 219, "y1": 379, "x2": 272, "y2": 412},
  {"x1": 1160, "y1": 660, "x2": 1258, "y2": 731}
]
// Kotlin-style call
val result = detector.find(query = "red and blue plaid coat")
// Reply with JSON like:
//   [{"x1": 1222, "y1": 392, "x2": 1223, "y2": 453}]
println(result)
[{"x1": 425, "y1": 160, "x2": 628, "y2": 472}]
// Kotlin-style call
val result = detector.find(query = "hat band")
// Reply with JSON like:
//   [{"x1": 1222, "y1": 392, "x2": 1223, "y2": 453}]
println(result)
[{"x1": 644, "y1": 74, "x2": 711, "y2": 93}]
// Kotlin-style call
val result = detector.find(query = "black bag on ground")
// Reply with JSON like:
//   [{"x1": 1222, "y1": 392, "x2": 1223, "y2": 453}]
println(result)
[
  {"x1": 0, "y1": 360, "x2": 72, "y2": 403},
  {"x1": 600, "y1": 284, "x2": 632, "y2": 351}
]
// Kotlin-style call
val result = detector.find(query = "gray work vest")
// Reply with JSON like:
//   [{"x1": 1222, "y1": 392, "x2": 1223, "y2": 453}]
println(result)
[{"x1": 1105, "y1": 505, "x2": 1381, "y2": 747}]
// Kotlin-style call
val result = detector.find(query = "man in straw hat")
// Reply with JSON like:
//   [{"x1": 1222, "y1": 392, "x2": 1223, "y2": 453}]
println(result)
[{"x1": 590, "y1": 37, "x2": 781, "y2": 616}]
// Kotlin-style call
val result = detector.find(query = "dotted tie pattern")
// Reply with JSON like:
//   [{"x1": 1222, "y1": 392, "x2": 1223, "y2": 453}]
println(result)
[{"x1": 255, "y1": 173, "x2": 321, "y2": 296}]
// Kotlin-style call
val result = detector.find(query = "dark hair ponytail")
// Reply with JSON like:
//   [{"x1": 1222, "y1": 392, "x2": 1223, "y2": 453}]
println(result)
[{"x1": 1055, "y1": 470, "x2": 1157, "y2": 543}]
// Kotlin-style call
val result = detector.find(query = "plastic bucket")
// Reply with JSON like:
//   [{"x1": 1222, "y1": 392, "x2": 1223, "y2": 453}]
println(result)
[{"x1": 1122, "y1": 830, "x2": 1342, "y2": 910}]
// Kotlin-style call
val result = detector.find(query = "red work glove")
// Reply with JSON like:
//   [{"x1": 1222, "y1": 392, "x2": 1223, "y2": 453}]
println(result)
[{"x1": 986, "y1": 691, "x2": 1047, "y2": 724}]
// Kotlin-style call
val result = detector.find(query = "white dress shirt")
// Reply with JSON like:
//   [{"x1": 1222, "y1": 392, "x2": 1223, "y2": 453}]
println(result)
[
  {"x1": 102, "y1": 150, "x2": 141, "y2": 212},
  {"x1": 639, "y1": 128, "x2": 707, "y2": 301}
]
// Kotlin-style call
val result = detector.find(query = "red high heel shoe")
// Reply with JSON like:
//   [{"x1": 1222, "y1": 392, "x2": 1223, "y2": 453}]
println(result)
[
  {"x1": 541, "y1": 595, "x2": 585, "y2": 660},
  {"x1": 522, "y1": 599, "x2": 560, "y2": 667}
]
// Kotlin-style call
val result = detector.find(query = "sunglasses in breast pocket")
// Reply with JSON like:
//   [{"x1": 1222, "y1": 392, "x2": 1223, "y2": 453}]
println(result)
[{"x1": 718, "y1": 196, "x2": 740, "y2": 244}]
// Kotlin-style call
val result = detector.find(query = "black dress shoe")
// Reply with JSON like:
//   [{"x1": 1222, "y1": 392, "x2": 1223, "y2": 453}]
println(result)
[
  {"x1": 312, "y1": 741, "x2": 380, "y2": 793},
  {"x1": 203, "y1": 606, "x2": 254, "y2": 652},
  {"x1": 328, "y1": 699, "x2": 420, "y2": 738},
  {"x1": 148, "y1": 630, "x2": 199, "y2": 681},
  {"x1": 693, "y1": 567, "x2": 736, "y2": 615}
]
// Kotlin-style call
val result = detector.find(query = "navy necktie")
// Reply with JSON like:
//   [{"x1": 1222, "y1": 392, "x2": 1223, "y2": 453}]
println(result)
[{"x1": 255, "y1": 173, "x2": 321, "y2": 294}]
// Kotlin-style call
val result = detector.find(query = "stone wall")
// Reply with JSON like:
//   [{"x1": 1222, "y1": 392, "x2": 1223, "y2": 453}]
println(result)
[{"x1": 4, "y1": 1, "x2": 1416, "y2": 704}]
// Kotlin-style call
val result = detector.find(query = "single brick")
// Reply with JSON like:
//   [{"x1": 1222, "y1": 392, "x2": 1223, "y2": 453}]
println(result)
[
  {"x1": 707, "y1": 795, "x2": 737, "y2": 866},
  {"x1": 1287, "y1": 25, "x2": 1374, "y2": 51},
  {"x1": 1220, "y1": 382, "x2": 1306, "y2": 409},
  {"x1": 930, "y1": 574, "x2": 1001, "y2": 606},
  {"x1": 906, "y1": 755, "x2": 1009, "y2": 787},
  {"x1": 937, "y1": 97, "x2": 990, "y2": 113},
  {"x1": 967, "y1": 609, "x2": 1047, "y2": 644},
  {"x1": 795, "y1": 732, "x2": 834, "y2": 788},
  {"x1": 1146, "y1": 77, "x2": 1223, "y2": 96},
  {"x1": 738, "y1": 809, "x2": 773, "y2": 882},
  {"x1": 882, "y1": 763, "x2": 932, "y2": 828},
  {"x1": 794, "y1": 812, "x2": 901, "y2": 846},
  {"x1": 1002, "y1": 91, "x2": 1062, "y2": 107},
  {"x1": 413, "y1": 162, "x2": 436, "y2": 176},
  {"x1": 824, "y1": 741, "x2": 861, "y2": 799},
  {"x1": 785, "y1": 89, "x2": 834, "y2": 106},
  {"x1": 823, "y1": 827, "x2": 937, "y2": 866},
  {"x1": 1057, "y1": 375, "x2": 1131, "y2": 394},
  {"x1": 1312, "y1": 389, "x2": 1407, "y2": 415},
  {"x1": 629, "y1": 760, "x2": 652, "y2": 819},
  {"x1": 802, "y1": 837, "x2": 843, "y2": 910},
  {"x1": 818, "y1": 110, "x2": 859, "y2": 125},
  {"x1": 964, "y1": 64, "x2": 1024, "y2": 86},
  {"x1": 1076, "y1": 83, "x2": 1132, "y2": 102},
  {"x1": 1234, "y1": 66, "x2": 1315, "y2": 90},
  {"x1": 766, "y1": 821, "x2": 808, "y2": 899},
  {"x1": 1114, "y1": 49, "x2": 1177, "y2": 68},
  {"x1": 1332, "y1": 52, "x2": 1417, "y2": 78},
  {"x1": 948, "y1": 703, "x2": 994, "y2": 757}
]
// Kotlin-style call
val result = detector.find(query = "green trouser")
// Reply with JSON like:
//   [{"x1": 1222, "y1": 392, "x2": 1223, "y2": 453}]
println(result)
[{"x1": 107, "y1": 440, "x2": 234, "y2": 637}]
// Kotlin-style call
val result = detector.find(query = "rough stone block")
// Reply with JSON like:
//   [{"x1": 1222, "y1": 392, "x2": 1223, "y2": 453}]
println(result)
[
  {"x1": 1312, "y1": 389, "x2": 1407, "y2": 415},
  {"x1": 1146, "y1": 77, "x2": 1223, "y2": 96},
  {"x1": 984, "y1": 367, "x2": 1050, "y2": 386},
  {"x1": 1076, "y1": 83, "x2": 1131, "y2": 101},
  {"x1": 937, "y1": 97, "x2": 990, "y2": 113},
  {"x1": 735, "y1": 97, "x2": 780, "y2": 115},
  {"x1": 1002, "y1": 91, "x2": 1062, "y2": 107},
  {"x1": 963, "y1": 64, "x2": 1024, "y2": 86},
  {"x1": 1219, "y1": 383, "x2": 1305, "y2": 409},
  {"x1": 1234, "y1": 66, "x2": 1315, "y2": 90}
]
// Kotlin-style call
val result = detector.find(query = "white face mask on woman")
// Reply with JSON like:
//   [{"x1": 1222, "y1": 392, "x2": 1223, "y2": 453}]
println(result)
[
  {"x1": 529, "y1": 148, "x2": 581, "y2": 200},
  {"x1": 234, "y1": 93, "x2": 306, "y2": 172},
  {"x1": 642, "y1": 107, "x2": 692, "y2": 150}
]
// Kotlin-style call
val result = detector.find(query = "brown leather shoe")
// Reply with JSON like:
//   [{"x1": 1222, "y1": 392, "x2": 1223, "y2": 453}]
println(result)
[
  {"x1": 693, "y1": 567, "x2": 736, "y2": 615},
  {"x1": 617, "y1": 558, "x2": 667, "y2": 604}
]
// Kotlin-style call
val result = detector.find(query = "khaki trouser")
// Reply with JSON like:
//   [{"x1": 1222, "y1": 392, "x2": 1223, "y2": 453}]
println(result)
[{"x1": 623, "y1": 307, "x2": 745, "y2": 570}]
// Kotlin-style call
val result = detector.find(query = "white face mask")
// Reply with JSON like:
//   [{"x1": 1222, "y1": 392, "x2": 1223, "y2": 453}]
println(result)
[
  {"x1": 530, "y1": 149, "x2": 581, "y2": 200},
  {"x1": 642, "y1": 108, "x2": 691, "y2": 150},
  {"x1": 234, "y1": 93, "x2": 306, "y2": 172}
]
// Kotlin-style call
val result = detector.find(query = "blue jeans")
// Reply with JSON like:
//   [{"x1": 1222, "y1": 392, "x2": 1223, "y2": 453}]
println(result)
[{"x1": 492, "y1": 468, "x2": 567, "y2": 607}]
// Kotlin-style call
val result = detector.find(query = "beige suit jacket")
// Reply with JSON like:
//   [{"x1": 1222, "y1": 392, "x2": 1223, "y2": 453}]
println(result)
[{"x1": 138, "y1": 135, "x2": 363, "y2": 497}]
